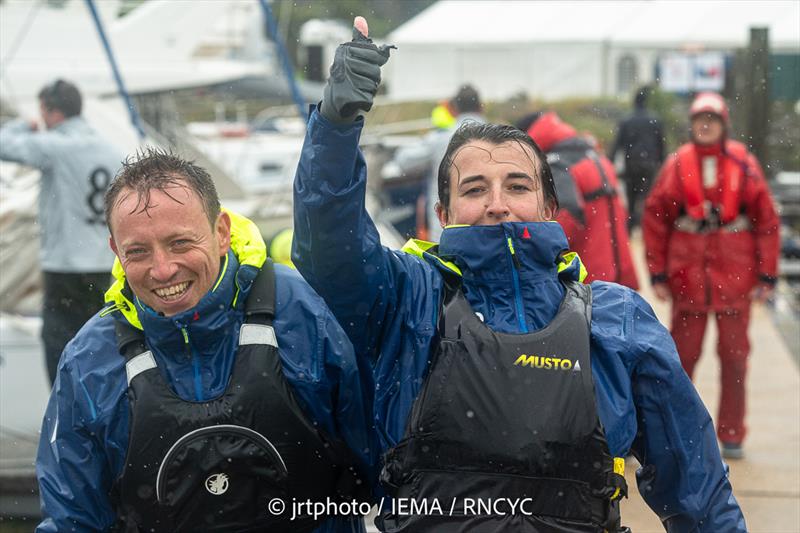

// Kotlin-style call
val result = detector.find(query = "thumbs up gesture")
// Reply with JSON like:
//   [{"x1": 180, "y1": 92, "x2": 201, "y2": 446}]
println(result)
[{"x1": 321, "y1": 16, "x2": 395, "y2": 123}]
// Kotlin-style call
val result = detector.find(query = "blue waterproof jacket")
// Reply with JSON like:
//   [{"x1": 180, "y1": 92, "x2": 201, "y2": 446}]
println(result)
[
  {"x1": 292, "y1": 109, "x2": 747, "y2": 532},
  {"x1": 36, "y1": 212, "x2": 376, "y2": 533}
]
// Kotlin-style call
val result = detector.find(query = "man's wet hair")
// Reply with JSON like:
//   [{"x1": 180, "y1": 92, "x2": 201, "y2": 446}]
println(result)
[
  {"x1": 105, "y1": 147, "x2": 220, "y2": 233},
  {"x1": 451, "y1": 84, "x2": 482, "y2": 114},
  {"x1": 38, "y1": 79, "x2": 82, "y2": 118},
  {"x1": 437, "y1": 122, "x2": 559, "y2": 216}
]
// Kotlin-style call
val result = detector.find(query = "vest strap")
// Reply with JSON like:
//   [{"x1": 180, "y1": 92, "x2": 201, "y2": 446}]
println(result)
[
  {"x1": 244, "y1": 259, "x2": 276, "y2": 324},
  {"x1": 125, "y1": 351, "x2": 156, "y2": 386}
]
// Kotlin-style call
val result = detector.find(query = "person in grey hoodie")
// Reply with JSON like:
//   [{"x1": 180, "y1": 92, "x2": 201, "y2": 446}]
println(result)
[{"x1": 0, "y1": 79, "x2": 124, "y2": 384}]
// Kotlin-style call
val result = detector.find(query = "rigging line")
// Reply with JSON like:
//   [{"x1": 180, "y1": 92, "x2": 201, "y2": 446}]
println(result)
[
  {"x1": 0, "y1": 0, "x2": 43, "y2": 111},
  {"x1": 0, "y1": 0, "x2": 43, "y2": 73}
]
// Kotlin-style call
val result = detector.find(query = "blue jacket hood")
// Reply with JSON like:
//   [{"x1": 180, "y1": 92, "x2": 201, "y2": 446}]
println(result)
[{"x1": 435, "y1": 222, "x2": 575, "y2": 333}]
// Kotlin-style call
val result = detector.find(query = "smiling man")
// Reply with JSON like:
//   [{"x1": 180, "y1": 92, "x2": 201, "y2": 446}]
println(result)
[
  {"x1": 292, "y1": 17, "x2": 746, "y2": 533},
  {"x1": 35, "y1": 148, "x2": 377, "y2": 532}
]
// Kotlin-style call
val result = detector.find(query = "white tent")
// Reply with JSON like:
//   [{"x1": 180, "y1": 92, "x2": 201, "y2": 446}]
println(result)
[{"x1": 385, "y1": 0, "x2": 800, "y2": 101}]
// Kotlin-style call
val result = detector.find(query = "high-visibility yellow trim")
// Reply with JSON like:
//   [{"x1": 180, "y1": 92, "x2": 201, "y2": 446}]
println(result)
[
  {"x1": 211, "y1": 252, "x2": 229, "y2": 292},
  {"x1": 400, "y1": 238, "x2": 462, "y2": 276},
  {"x1": 610, "y1": 456, "x2": 626, "y2": 500},
  {"x1": 559, "y1": 251, "x2": 588, "y2": 283},
  {"x1": 226, "y1": 208, "x2": 267, "y2": 269},
  {"x1": 431, "y1": 103, "x2": 456, "y2": 130},
  {"x1": 268, "y1": 227, "x2": 295, "y2": 269},
  {"x1": 104, "y1": 208, "x2": 267, "y2": 330},
  {"x1": 614, "y1": 456, "x2": 625, "y2": 475},
  {"x1": 443, "y1": 224, "x2": 470, "y2": 229},
  {"x1": 506, "y1": 237, "x2": 516, "y2": 255}
]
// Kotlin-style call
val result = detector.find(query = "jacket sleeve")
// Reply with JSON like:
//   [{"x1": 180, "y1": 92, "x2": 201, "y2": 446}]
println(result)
[
  {"x1": 292, "y1": 108, "x2": 431, "y2": 364},
  {"x1": 322, "y1": 305, "x2": 381, "y2": 492},
  {"x1": 743, "y1": 154, "x2": 780, "y2": 282},
  {"x1": 0, "y1": 119, "x2": 51, "y2": 169},
  {"x1": 627, "y1": 292, "x2": 746, "y2": 532},
  {"x1": 642, "y1": 154, "x2": 680, "y2": 282},
  {"x1": 36, "y1": 358, "x2": 116, "y2": 532}
]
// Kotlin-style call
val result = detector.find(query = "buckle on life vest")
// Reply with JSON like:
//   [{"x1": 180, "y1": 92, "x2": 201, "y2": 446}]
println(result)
[
  {"x1": 609, "y1": 457, "x2": 628, "y2": 501},
  {"x1": 674, "y1": 213, "x2": 752, "y2": 234}
]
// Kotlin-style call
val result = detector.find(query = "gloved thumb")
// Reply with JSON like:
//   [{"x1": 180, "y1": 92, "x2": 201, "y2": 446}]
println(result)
[{"x1": 353, "y1": 16, "x2": 369, "y2": 40}]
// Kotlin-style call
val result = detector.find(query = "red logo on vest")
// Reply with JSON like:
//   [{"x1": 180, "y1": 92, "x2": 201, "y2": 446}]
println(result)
[{"x1": 521, "y1": 227, "x2": 531, "y2": 239}]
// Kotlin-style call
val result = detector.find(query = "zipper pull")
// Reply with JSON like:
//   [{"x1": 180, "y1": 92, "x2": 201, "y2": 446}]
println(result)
[
  {"x1": 177, "y1": 323, "x2": 191, "y2": 360},
  {"x1": 507, "y1": 236, "x2": 522, "y2": 270}
]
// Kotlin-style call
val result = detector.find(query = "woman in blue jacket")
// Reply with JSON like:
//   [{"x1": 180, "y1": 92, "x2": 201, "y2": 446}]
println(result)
[{"x1": 292, "y1": 17, "x2": 746, "y2": 533}]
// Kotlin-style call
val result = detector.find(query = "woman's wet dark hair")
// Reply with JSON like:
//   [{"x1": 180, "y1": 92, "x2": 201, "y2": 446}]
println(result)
[{"x1": 436, "y1": 122, "x2": 559, "y2": 217}]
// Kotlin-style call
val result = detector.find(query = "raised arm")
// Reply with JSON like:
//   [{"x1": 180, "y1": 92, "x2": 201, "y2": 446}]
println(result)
[
  {"x1": 292, "y1": 17, "x2": 415, "y2": 362},
  {"x1": 0, "y1": 119, "x2": 50, "y2": 169}
]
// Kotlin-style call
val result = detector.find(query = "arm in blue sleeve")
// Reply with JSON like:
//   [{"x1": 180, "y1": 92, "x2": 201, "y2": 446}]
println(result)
[
  {"x1": 0, "y1": 119, "x2": 50, "y2": 168},
  {"x1": 628, "y1": 293, "x2": 746, "y2": 532},
  {"x1": 36, "y1": 359, "x2": 115, "y2": 532},
  {"x1": 292, "y1": 107, "x2": 396, "y2": 363},
  {"x1": 322, "y1": 310, "x2": 381, "y2": 493}
]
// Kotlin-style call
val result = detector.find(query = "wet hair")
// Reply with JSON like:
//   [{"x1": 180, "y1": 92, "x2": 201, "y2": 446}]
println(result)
[
  {"x1": 38, "y1": 79, "x2": 82, "y2": 118},
  {"x1": 105, "y1": 147, "x2": 220, "y2": 233},
  {"x1": 436, "y1": 122, "x2": 559, "y2": 218},
  {"x1": 451, "y1": 84, "x2": 482, "y2": 114}
]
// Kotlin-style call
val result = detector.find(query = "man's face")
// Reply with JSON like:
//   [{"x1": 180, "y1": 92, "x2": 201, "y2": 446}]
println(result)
[
  {"x1": 109, "y1": 184, "x2": 231, "y2": 316},
  {"x1": 436, "y1": 140, "x2": 553, "y2": 228},
  {"x1": 691, "y1": 112, "x2": 725, "y2": 145},
  {"x1": 38, "y1": 101, "x2": 63, "y2": 130}
]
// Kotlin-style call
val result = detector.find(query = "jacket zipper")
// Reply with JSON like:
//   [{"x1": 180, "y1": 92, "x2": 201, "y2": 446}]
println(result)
[
  {"x1": 505, "y1": 231, "x2": 529, "y2": 333},
  {"x1": 178, "y1": 325, "x2": 203, "y2": 402}
]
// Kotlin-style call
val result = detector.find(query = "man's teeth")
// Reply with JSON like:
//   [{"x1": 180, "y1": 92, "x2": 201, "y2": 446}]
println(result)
[{"x1": 155, "y1": 282, "x2": 189, "y2": 299}]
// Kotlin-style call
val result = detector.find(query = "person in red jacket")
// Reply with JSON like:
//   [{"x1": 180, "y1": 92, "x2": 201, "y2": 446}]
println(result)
[
  {"x1": 643, "y1": 92, "x2": 780, "y2": 459},
  {"x1": 516, "y1": 112, "x2": 639, "y2": 288}
]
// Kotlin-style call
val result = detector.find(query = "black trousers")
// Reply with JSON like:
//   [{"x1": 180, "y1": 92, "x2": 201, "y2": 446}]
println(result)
[
  {"x1": 623, "y1": 162, "x2": 658, "y2": 230},
  {"x1": 42, "y1": 271, "x2": 110, "y2": 385}
]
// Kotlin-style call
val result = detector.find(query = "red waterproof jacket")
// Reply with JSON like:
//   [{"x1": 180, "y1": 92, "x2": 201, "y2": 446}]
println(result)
[
  {"x1": 528, "y1": 112, "x2": 639, "y2": 288},
  {"x1": 643, "y1": 140, "x2": 779, "y2": 311}
]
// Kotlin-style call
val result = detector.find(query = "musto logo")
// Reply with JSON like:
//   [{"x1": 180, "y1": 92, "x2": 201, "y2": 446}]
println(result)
[
  {"x1": 513, "y1": 354, "x2": 581, "y2": 371},
  {"x1": 205, "y1": 473, "x2": 230, "y2": 495}
]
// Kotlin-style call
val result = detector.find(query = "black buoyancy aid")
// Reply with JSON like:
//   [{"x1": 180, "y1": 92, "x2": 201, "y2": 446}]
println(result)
[
  {"x1": 379, "y1": 275, "x2": 627, "y2": 533},
  {"x1": 112, "y1": 260, "x2": 366, "y2": 532}
]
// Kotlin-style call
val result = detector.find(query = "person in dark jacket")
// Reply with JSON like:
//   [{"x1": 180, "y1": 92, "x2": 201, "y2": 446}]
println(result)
[
  {"x1": 292, "y1": 16, "x2": 746, "y2": 533},
  {"x1": 609, "y1": 86, "x2": 665, "y2": 230},
  {"x1": 35, "y1": 148, "x2": 377, "y2": 532},
  {"x1": 516, "y1": 112, "x2": 639, "y2": 289}
]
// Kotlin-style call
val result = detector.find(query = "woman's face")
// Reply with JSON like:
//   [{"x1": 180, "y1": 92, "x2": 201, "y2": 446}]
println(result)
[
  {"x1": 691, "y1": 112, "x2": 725, "y2": 145},
  {"x1": 436, "y1": 139, "x2": 553, "y2": 228}
]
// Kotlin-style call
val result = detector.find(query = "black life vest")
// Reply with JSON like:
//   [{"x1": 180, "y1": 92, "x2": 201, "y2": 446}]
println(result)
[
  {"x1": 379, "y1": 275, "x2": 627, "y2": 532},
  {"x1": 111, "y1": 260, "x2": 366, "y2": 532}
]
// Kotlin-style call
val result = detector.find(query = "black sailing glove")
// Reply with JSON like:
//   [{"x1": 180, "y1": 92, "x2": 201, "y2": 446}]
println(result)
[{"x1": 320, "y1": 26, "x2": 395, "y2": 123}]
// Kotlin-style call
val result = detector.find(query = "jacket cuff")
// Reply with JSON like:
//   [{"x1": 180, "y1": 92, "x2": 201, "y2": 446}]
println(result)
[
  {"x1": 651, "y1": 273, "x2": 667, "y2": 284},
  {"x1": 758, "y1": 274, "x2": 778, "y2": 286}
]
